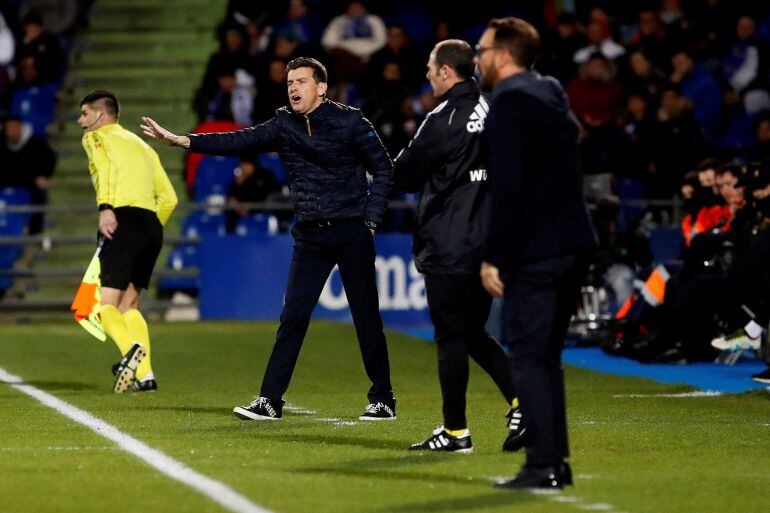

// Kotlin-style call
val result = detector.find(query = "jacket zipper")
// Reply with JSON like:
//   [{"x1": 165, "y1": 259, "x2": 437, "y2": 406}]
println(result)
[{"x1": 304, "y1": 115, "x2": 312, "y2": 137}]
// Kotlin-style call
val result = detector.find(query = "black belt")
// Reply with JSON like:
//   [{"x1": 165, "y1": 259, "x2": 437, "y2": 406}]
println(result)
[{"x1": 299, "y1": 217, "x2": 363, "y2": 228}]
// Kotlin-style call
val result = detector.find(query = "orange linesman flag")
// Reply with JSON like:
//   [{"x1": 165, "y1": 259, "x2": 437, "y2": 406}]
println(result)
[{"x1": 70, "y1": 245, "x2": 106, "y2": 341}]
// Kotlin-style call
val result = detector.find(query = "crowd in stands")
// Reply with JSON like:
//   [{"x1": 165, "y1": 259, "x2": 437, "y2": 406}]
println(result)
[
  {"x1": 0, "y1": 1, "x2": 90, "y2": 237},
  {"x1": 177, "y1": 1, "x2": 770, "y2": 376},
  {"x1": 185, "y1": 1, "x2": 770, "y2": 230},
  {"x1": 0, "y1": 1, "x2": 89, "y2": 296}
]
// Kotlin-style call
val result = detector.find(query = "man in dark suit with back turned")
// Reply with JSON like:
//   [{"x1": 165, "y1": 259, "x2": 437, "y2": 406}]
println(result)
[{"x1": 475, "y1": 17, "x2": 598, "y2": 489}]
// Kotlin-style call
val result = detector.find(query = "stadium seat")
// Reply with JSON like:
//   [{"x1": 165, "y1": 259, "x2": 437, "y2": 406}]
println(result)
[
  {"x1": 193, "y1": 156, "x2": 239, "y2": 202},
  {"x1": 234, "y1": 214, "x2": 279, "y2": 237},
  {"x1": 257, "y1": 152, "x2": 287, "y2": 186},
  {"x1": 9, "y1": 84, "x2": 59, "y2": 138},
  {"x1": 0, "y1": 187, "x2": 32, "y2": 235},
  {"x1": 648, "y1": 227, "x2": 684, "y2": 263},
  {"x1": 182, "y1": 211, "x2": 226, "y2": 238},
  {"x1": 159, "y1": 244, "x2": 200, "y2": 294},
  {"x1": 616, "y1": 178, "x2": 646, "y2": 232}
]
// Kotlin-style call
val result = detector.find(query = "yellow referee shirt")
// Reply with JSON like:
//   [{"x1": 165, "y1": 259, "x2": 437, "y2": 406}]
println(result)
[{"x1": 82, "y1": 123, "x2": 178, "y2": 226}]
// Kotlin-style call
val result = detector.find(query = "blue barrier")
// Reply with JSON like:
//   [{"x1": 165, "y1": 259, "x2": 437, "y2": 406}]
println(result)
[{"x1": 199, "y1": 233, "x2": 431, "y2": 327}]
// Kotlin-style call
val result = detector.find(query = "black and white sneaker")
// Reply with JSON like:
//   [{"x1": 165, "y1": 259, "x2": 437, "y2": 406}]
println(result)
[
  {"x1": 409, "y1": 427, "x2": 473, "y2": 453},
  {"x1": 233, "y1": 396, "x2": 284, "y2": 420},
  {"x1": 502, "y1": 407, "x2": 528, "y2": 452},
  {"x1": 359, "y1": 402, "x2": 396, "y2": 421},
  {"x1": 132, "y1": 378, "x2": 157, "y2": 392},
  {"x1": 113, "y1": 343, "x2": 146, "y2": 394}
]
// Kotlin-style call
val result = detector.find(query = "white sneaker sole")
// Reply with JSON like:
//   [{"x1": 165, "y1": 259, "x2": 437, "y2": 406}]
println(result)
[
  {"x1": 358, "y1": 415, "x2": 397, "y2": 421},
  {"x1": 233, "y1": 407, "x2": 280, "y2": 420},
  {"x1": 113, "y1": 346, "x2": 146, "y2": 394}
]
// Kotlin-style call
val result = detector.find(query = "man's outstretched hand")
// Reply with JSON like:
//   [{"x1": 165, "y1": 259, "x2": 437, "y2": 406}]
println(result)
[{"x1": 140, "y1": 117, "x2": 190, "y2": 148}]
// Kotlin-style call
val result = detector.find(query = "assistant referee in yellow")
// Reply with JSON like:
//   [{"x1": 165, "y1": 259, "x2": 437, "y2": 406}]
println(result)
[{"x1": 77, "y1": 90, "x2": 178, "y2": 393}]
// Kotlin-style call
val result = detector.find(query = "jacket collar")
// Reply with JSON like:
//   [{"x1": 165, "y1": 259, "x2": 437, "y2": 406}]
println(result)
[{"x1": 442, "y1": 79, "x2": 479, "y2": 102}]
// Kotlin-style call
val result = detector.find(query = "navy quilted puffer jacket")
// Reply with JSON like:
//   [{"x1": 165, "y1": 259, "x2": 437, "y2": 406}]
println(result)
[{"x1": 187, "y1": 100, "x2": 393, "y2": 224}]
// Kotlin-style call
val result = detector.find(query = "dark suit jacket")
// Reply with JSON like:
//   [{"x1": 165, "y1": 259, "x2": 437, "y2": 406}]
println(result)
[{"x1": 482, "y1": 71, "x2": 597, "y2": 269}]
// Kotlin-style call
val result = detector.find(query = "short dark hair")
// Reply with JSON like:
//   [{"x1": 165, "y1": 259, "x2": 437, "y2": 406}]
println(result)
[
  {"x1": 696, "y1": 158, "x2": 722, "y2": 173},
  {"x1": 434, "y1": 39, "x2": 474, "y2": 80},
  {"x1": 489, "y1": 17, "x2": 541, "y2": 69},
  {"x1": 21, "y1": 12, "x2": 44, "y2": 27},
  {"x1": 80, "y1": 90, "x2": 120, "y2": 118},
  {"x1": 286, "y1": 57, "x2": 328, "y2": 84}
]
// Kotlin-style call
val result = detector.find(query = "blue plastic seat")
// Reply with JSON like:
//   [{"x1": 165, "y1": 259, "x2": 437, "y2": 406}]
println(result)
[
  {"x1": 649, "y1": 227, "x2": 684, "y2": 263},
  {"x1": 159, "y1": 244, "x2": 200, "y2": 293},
  {"x1": 234, "y1": 214, "x2": 279, "y2": 237},
  {"x1": 257, "y1": 152, "x2": 287, "y2": 186},
  {"x1": 194, "y1": 156, "x2": 239, "y2": 202},
  {"x1": 182, "y1": 211, "x2": 226, "y2": 238},
  {"x1": 0, "y1": 187, "x2": 31, "y2": 235},
  {"x1": 10, "y1": 84, "x2": 59, "y2": 137}
]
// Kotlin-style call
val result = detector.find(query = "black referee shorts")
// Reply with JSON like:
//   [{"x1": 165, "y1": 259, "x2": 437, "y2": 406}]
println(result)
[{"x1": 99, "y1": 207, "x2": 163, "y2": 291}]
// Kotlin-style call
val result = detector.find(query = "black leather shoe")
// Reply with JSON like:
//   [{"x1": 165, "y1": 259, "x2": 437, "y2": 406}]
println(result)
[
  {"x1": 561, "y1": 461, "x2": 573, "y2": 486},
  {"x1": 493, "y1": 464, "x2": 565, "y2": 490}
]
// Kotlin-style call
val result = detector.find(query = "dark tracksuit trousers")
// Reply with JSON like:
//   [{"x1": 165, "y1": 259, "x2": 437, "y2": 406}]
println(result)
[
  {"x1": 424, "y1": 273, "x2": 516, "y2": 430},
  {"x1": 259, "y1": 218, "x2": 394, "y2": 404},
  {"x1": 504, "y1": 254, "x2": 587, "y2": 467}
]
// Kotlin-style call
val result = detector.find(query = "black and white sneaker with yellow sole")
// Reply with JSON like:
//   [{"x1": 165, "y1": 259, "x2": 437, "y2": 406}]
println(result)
[
  {"x1": 112, "y1": 343, "x2": 146, "y2": 394},
  {"x1": 359, "y1": 401, "x2": 396, "y2": 421},
  {"x1": 233, "y1": 396, "x2": 284, "y2": 420},
  {"x1": 409, "y1": 427, "x2": 473, "y2": 453}
]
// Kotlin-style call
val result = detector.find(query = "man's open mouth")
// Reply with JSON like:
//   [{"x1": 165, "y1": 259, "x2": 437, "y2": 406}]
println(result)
[{"x1": 291, "y1": 95, "x2": 301, "y2": 103}]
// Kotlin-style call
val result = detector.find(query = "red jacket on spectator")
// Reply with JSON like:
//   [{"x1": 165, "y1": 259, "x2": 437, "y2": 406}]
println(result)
[
  {"x1": 566, "y1": 78, "x2": 622, "y2": 126},
  {"x1": 681, "y1": 204, "x2": 732, "y2": 246}
]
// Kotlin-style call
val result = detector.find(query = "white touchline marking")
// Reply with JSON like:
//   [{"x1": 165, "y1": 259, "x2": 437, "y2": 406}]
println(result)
[
  {"x1": 283, "y1": 403, "x2": 316, "y2": 415},
  {"x1": 549, "y1": 495, "x2": 581, "y2": 503},
  {"x1": 0, "y1": 366, "x2": 272, "y2": 513},
  {"x1": 577, "y1": 504, "x2": 614, "y2": 511},
  {"x1": 613, "y1": 391, "x2": 722, "y2": 398},
  {"x1": 314, "y1": 417, "x2": 357, "y2": 426}
]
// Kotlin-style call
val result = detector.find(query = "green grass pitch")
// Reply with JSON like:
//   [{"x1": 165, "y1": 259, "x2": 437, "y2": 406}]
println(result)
[{"x1": 1, "y1": 321, "x2": 769, "y2": 513}]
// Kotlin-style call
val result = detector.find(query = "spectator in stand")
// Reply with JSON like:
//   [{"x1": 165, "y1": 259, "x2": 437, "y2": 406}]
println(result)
[
  {"x1": 362, "y1": 60, "x2": 410, "y2": 155},
  {"x1": 0, "y1": 116, "x2": 55, "y2": 234},
  {"x1": 321, "y1": 1, "x2": 386, "y2": 81},
  {"x1": 722, "y1": 15, "x2": 764, "y2": 95},
  {"x1": 198, "y1": 63, "x2": 255, "y2": 126},
  {"x1": 616, "y1": 91, "x2": 659, "y2": 180},
  {"x1": 14, "y1": 12, "x2": 63, "y2": 86},
  {"x1": 646, "y1": 85, "x2": 705, "y2": 198},
  {"x1": 624, "y1": 50, "x2": 667, "y2": 102},
  {"x1": 749, "y1": 115, "x2": 770, "y2": 162},
  {"x1": 628, "y1": 9, "x2": 670, "y2": 71},
  {"x1": 225, "y1": 159, "x2": 281, "y2": 233},
  {"x1": 671, "y1": 49, "x2": 722, "y2": 142},
  {"x1": 18, "y1": 0, "x2": 79, "y2": 36},
  {"x1": 195, "y1": 23, "x2": 254, "y2": 120},
  {"x1": 254, "y1": 58, "x2": 289, "y2": 123},
  {"x1": 573, "y1": 19, "x2": 625, "y2": 65},
  {"x1": 274, "y1": 0, "x2": 321, "y2": 50},
  {"x1": 538, "y1": 11, "x2": 587, "y2": 85},
  {"x1": 0, "y1": 11, "x2": 13, "y2": 108},
  {"x1": 566, "y1": 53, "x2": 623, "y2": 129},
  {"x1": 365, "y1": 23, "x2": 422, "y2": 90},
  {"x1": 0, "y1": 11, "x2": 13, "y2": 68}
]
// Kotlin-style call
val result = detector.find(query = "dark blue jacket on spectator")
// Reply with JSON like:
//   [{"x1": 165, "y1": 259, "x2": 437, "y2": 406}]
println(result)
[
  {"x1": 188, "y1": 99, "x2": 393, "y2": 224},
  {"x1": 680, "y1": 63, "x2": 722, "y2": 141}
]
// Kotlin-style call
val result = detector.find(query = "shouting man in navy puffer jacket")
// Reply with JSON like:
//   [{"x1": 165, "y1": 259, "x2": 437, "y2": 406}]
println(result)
[{"x1": 141, "y1": 56, "x2": 397, "y2": 422}]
